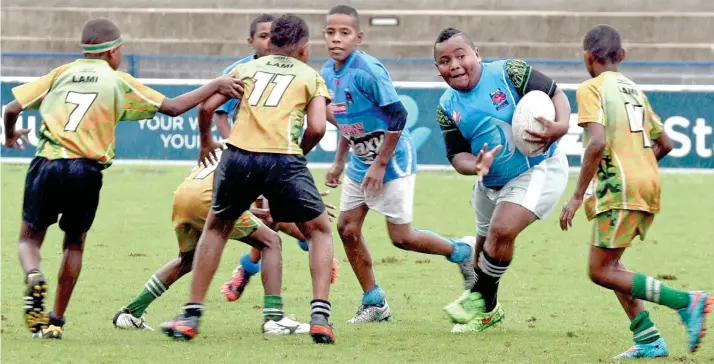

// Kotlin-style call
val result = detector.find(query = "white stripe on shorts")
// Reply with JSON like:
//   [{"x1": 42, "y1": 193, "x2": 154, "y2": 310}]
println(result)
[{"x1": 521, "y1": 160, "x2": 548, "y2": 212}]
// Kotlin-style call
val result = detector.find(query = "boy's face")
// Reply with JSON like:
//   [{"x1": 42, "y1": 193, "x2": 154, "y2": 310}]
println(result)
[
  {"x1": 434, "y1": 36, "x2": 482, "y2": 92},
  {"x1": 249, "y1": 21, "x2": 272, "y2": 58},
  {"x1": 323, "y1": 14, "x2": 362, "y2": 62},
  {"x1": 108, "y1": 44, "x2": 124, "y2": 70}
]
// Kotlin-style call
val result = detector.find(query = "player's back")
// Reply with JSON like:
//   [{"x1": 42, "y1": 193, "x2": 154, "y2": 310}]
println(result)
[
  {"x1": 579, "y1": 71, "x2": 663, "y2": 215},
  {"x1": 12, "y1": 58, "x2": 162, "y2": 165},
  {"x1": 227, "y1": 55, "x2": 327, "y2": 155}
]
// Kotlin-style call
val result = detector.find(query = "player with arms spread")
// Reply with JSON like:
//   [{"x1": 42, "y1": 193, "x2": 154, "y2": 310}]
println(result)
[
  {"x1": 560, "y1": 24, "x2": 711, "y2": 359},
  {"x1": 433, "y1": 28, "x2": 572, "y2": 333},
  {"x1": 2, "y1": 18, "x2": 243, "y2": 339},
  {"x1": 161, "y1": 14, "x2": 337, "y2": 344},
  {"x1": 322, "y1": 5, "x2": 499, "y2": 324}
]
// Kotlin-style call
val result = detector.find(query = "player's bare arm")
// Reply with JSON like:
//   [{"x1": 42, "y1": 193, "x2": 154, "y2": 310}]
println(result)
[
  {"x1": 196, "y1": 93, "x2": 230, "y2": 166},
  {"x1": 2, "y1": 100, "x2": 31, "y2": 149},
  {"x1": 214, "y1": 112, "x2": 232, "y2": 140},
  {"x1": 560, "y1": 122, "x2": 606, "y2": 231},
  {"x1": 325, "y1": 136, "x2": 349, "y2": 188},
  {"x1": 159, "y1": 76, "x2": 241, "y2": 117},
  {"x1": 301, "y1": 95, "x2": 328, "y2": 155},
  {"x1": 361, "y1": 101, "x2": 408, "y2": 198},
  {"x1": 652, "y1": 130, "x2": 673, "y2": 161}
]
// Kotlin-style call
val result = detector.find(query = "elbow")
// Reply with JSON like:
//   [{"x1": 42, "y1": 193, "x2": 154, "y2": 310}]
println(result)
[
  {"x1": 162, "y1": 102, "x2": 181, "y2": 117},
  {"x1": 4, "y1": 101, "x2": 22, "y2": 119},
  {"x1": 588, "y1": 139, "x2": 607, "y2": 155}
]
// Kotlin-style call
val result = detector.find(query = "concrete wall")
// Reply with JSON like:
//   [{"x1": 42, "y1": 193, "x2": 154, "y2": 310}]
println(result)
[{"x1": 3, "y1": 7, "x2": 713, "y2": 61}]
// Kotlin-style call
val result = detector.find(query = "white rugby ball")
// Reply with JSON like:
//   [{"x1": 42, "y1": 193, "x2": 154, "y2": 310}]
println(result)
[{"x1": 511, "y1": 90, "x2": 555, "y2": 157}]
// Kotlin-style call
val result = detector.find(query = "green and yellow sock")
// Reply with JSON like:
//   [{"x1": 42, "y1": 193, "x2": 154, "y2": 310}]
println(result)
[
  {"x1": 632, "y1": 273, "x2": 690, "y2": 310},
  {"x1": 631, "y1": 311, "x2": 661, "y2": 345}
]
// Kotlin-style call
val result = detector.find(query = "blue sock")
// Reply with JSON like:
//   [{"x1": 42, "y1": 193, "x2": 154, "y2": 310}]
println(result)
[
  {"x1": 297, "y1": 240, "x2": 309, "y2": 252},
  {"x1": 447, "y1": 241, "x2": 471, "y2": 263},
  {"x1": 240, "y1": 254, "x2": 261, "y2": 276},
  {"x1": 362, "y1": 285, "x2": 386, "y2": 306}
]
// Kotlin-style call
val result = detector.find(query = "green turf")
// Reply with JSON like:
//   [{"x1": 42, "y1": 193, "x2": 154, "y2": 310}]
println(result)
[{"x1": 2, "y1": 164, "x2": 713, "y2": 364}]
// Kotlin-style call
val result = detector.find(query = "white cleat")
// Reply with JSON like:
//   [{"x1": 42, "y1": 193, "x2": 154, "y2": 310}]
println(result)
[
  {"x1": 262, "y1": 317, "x2": 310, "y2": 336},
  {"x1": 112, "y1": 308, "x2": 154, "y2": 330},
  {"x1": 347, "y1": 302, "x2": 392, "y2": 323}
]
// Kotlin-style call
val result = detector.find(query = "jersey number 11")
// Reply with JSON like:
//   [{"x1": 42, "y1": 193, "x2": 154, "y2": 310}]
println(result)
[{"x1": 247, "y1": 71, "x2": 295, "y2": 107}]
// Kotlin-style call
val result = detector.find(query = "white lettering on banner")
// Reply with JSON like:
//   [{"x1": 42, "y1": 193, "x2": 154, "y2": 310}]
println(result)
[
  {"x1": 665, "y1": 116, "x2": 692, "y2": 158},
  {"x1": 693, "y1": 118, "x2": 713, "y2": 158},
  {"x1": 160, "y1": 134, "x2": 200, "y2": 149}
]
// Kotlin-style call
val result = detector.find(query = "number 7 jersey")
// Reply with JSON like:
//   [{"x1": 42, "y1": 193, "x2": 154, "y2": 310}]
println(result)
[
  {"x1": 11, "y1": 58, "x2": 166, "y2": 167},
  {"x1": 226, "y1": 55, "x2": 331, "y2": 155},
  {"x1": 576, "y1": 71, "x2": 664, "y2": 219}
]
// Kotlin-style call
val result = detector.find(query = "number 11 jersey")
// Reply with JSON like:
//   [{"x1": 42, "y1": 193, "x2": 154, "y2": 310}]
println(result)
[{"x1": 226, "y1": 55, "x2": 331, "y2": 155}]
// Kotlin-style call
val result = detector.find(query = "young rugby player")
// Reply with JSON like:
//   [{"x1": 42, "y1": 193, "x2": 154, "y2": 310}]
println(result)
[
  {"x1": 433, "y1": 28, "x2": 572, "y2": 333},
  {"x1": 322, "y1": 5, "x2": 494, "y2": 324},
  {"x1": 3, "y1": 17, "x2": 243, "y2": 339},
  {"x1": 561, "y1": 24, "x2": 711, "y2": 358}
]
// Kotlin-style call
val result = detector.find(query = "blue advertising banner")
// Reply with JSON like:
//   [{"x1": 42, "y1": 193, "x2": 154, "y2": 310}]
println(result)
[{"x1": 2, "y1": 78, "x2": 712, "y2": 169}]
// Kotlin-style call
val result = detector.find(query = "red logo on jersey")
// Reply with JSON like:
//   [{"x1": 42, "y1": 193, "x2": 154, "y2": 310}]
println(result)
[
  {"x1": 335, "y1": 79, "x2": 341, "y2": 86},
  {"x1": 332, "y1": 103, "x2": 347, "y2": 115},
  {"x1": 452, "y1": 111, "x2": 461, "y2": 124},
  {"x1": 339, "y1": 123, "x2": 365, "y2": 136}
]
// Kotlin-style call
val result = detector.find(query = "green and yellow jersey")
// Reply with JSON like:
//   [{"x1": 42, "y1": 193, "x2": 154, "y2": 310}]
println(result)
[
  {"x1": 226, "y1": 55, "x2": 331, "y2": 155},
  {"x1": 11, "y1": 58, "x2": 166, "y2": 166},
  {"x1": 577, "y1": 71, "x2": 664, "y2": 219}
]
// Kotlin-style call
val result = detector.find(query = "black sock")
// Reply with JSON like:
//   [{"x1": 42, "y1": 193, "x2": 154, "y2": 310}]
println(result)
[
  {"x1": 311, "y1": 299, "x2": 331, "y2": 319},
  {"x1": 471, "y1": 251, "x2": 510, "y2": 312},
  {"x1": 183, "y1": 303, "x2": 205, "y2": 318},
  {"x1": 48, "y1": 312, "x2": 65, "y2": 327}
]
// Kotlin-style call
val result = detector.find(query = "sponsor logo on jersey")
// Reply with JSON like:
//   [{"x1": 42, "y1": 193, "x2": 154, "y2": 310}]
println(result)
[
  {"x1": 348, "y1": 130, "x2": 385, "y2": 162},
  {"x1": 332, "y1": 103, "x2": 347, "y2": 115},
  {"x1": 339, "y1": 122, "x2": 365, "y2": 136},
  {"x1": 490, "y1": 88, "x2": 509, "y2": 111}
]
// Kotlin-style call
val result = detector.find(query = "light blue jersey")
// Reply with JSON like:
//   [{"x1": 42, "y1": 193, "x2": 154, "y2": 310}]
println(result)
[
  {"x1": 215, "y1": 55, "x2": 256, "y2": 115},
  {"x1": 437, "y1": 60, "x2": 558, "y2": 188},
  {"x1": 321, "y1": 50, "x2": 417, "y2": 184}
]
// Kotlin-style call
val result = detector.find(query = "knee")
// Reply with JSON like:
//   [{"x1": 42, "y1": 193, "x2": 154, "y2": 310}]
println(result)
[
  {"x1": 387, "y1": 230, "x2": 411, "y2": 250},
  {"x1": 179, "y1": 251, "x2": 195, "y2": 270},
  {"x1": 337, "y1": 220, "x2": 361, "y2": 244},
  {"x1": 588, "y1": 264, "x2": 609, "y2": 287},
  {"x1": 487, "y1": 223, "x2": 518, "y2": 246}
]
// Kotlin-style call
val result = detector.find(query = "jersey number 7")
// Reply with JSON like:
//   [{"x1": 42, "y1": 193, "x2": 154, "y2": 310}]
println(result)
[
  {"x1": 64, "y1": 91, "x2": 98, "y2": 131},
  {"x1": 247, "y1": 71, "x2": 295, "y2": 107},
  {"x1": 625, "y1": 103, "x2": 651, "y2": 148}
]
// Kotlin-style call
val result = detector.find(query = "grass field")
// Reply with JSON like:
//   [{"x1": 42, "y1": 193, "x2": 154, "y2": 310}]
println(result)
[{"x1": 2, "y1": 163, "x2": 713, "y2": 364}]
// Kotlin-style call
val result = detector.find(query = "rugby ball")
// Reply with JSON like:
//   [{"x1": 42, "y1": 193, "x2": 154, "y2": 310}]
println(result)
[{"x1": 511, "y1": 90, "x2": 555, "y2": 157}]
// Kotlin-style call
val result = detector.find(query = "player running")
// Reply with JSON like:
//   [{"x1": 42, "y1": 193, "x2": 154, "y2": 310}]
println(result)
[
  {"x1": 112, "y1": 147, "x2": 334, "y2": 335},
  {"x1": 2, "y1": 17, "x2": 244, "y2": 339},
  {"x1": 560, "y1": 24, "x2": 711, "y2": 359},
  {"x1": 322, "y1": 5, "x2": 495, "y2": 324},
  {"x1": 160, "y1": 14, "x2": 337, "y2": 344},
  {"x1": 433, "y1": 28, "x2": 572, "y2": 333}
]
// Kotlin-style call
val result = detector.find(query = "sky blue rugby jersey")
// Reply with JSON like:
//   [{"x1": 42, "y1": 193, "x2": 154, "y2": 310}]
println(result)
[
  {"x1": 321, "y1": 50, "x2": 417, "y2": 184},
  {"x1": 437, "y1": 59, "x2": 559, "y2": 188},
  {"x1": 216, "y1": 54, "x2": 256, "y2": 115}
]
